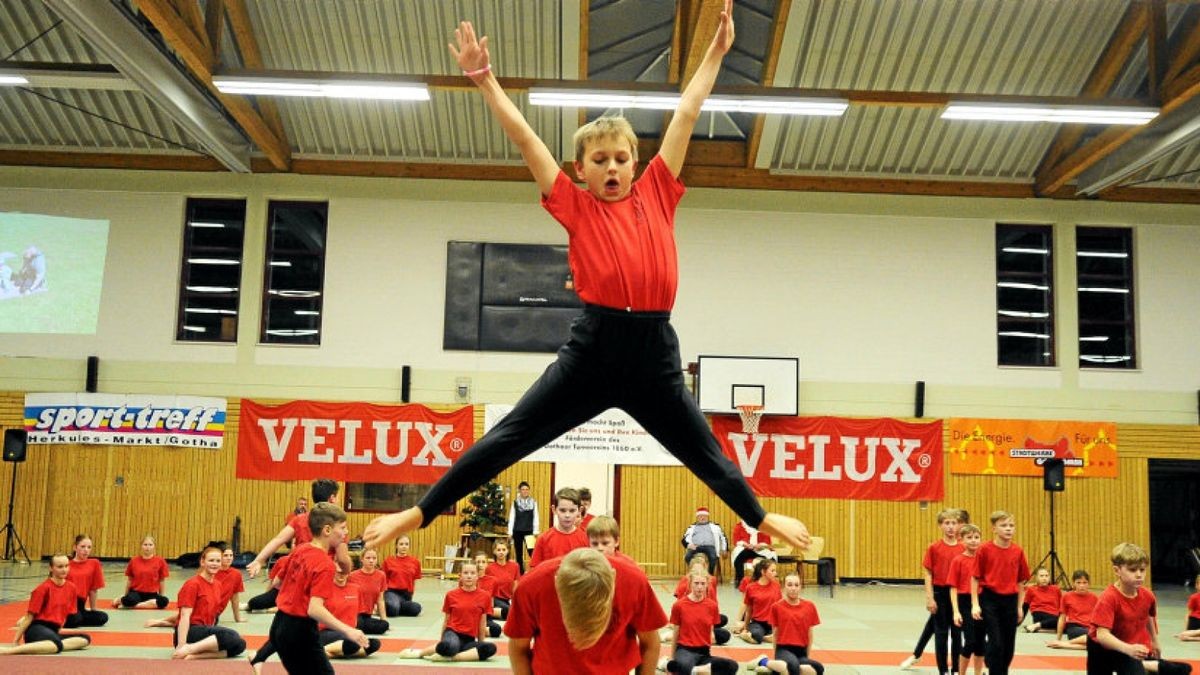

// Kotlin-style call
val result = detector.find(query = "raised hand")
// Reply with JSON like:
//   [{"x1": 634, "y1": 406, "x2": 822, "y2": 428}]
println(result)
[
  {"x1": 712, "y1": 0, "x2": 735, "y2": 55},
  {"x1": 449, "y1": 21, "x2": 491, "y2": 75}
]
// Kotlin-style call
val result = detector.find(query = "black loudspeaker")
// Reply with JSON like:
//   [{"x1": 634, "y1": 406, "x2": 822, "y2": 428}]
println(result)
[
  {"x1": 3, "y1": 429, "x2": 27, "y2": 463},
  {"x1": 914, "y1": 381, "x2": 926, "y2": 418},
  {"x1": 1043, "y1": 458, "x2": 1065, "y2": 492},
  {"x1": 401, "y1": 365, "x2": 411, "y2": 403},
  {"x1": 86, "y1": 355, "x2": 99, "y2": 393}
]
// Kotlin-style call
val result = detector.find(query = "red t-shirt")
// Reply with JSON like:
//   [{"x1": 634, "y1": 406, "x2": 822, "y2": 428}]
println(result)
[
  {"x1": 277, "y1": 543, "x2": 336, "y2": 618},
  {"x1": 477, "y1": 574, "x2": 497, "y2": 598},
  {"x1": 923, "y1": 539, "x2": 963, "y2": 586},
  {"x1": 67, "y1": 558, "x2": 105, "y2": 599},
  {"x1": 670, "y1": 595, "x2": 721, "y2": 648},
  {"x1": 770, "y1": 598, "x2": 820, "y2": 647},
  {"x1": 504, "y1": 554, "x2": 667, "y2": 674},
  {"x1": 443, "y1": 586, "x2": 492, "y2": 635},
  {"x1": 541, "y1": 155, "x2": 685, "y2": 311},
  {"x1": 383, "y1": 555, "x2": 422, "y2": 592},
  {"x1": 580, "y1": 513, "x2": 595, "y2": 529},
  {"x1": 125, "y1": 555, "x2": 169, "y2": 593},
  {"x1": 530, "y1": 527, "x2": 589, "y2": 568},
  {"x1": 27, "y1": 579, "x2": 78, "y2": 627},
  {"x1": 484, "y1": 560, "x2": 520, "y2": 600},
  {"x1": 269, "y1": 555, "x2": 291, "y2": 583},
  {"x1": 177, "y1": 575, "x2": 222, "y2": 626},
  {"x1": 1061, "y1": 591, "x2": 1099, "y2": 626},
  {"x1": 349, "y1": 568, "x2": 386, "y2": 614},
  {"x1": 946, "y1": 552, "x2": 978, "y2": 596},
  {"x1": 738, "y1": 577, "x2": 752, "y2": 594},
  {"x1": 319, "y1": 582, "x2": 360, "y2": 630},
  {"x1": 973, "y1": 541, "x2": 1029, "y2": 595},
  {"x1": 1187, "y1": 591, "x2": 1200, "y2": 620},
  {"x1": 289, "y1": 513, "x2": 313, "y2": 547},
  {"x1": 744, "y1": 579, "x2": 782, "y2": 623},
  {"x1": 1025, "y1": 583, "x2": 1063, "y2": 615},
  {"x1": 214, "y1": 567, "x2": 245, "y2": 613},
  {"x1": 1089, "y1": 584, "x2": 1156, "y2": 648},
  {"x1": 673, "y1": 574, "x2": 719, "y2": 601}
]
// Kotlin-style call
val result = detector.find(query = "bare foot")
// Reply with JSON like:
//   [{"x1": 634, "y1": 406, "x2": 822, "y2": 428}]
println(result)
[
  {"x1": 110, "y1": 599, "x2": 122, "y2": 609},
  {"x1": 758, "y1": 512, "x2": 812, "y2": 550},
  {"x1": 363, "y1": 507, "x2": 424, "y2": 549},
  {"x1": 248, "y1": 654, "x2": 263, "y2": 674}
]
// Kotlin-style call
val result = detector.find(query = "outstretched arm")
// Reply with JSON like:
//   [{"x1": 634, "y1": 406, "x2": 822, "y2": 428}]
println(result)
[
  {"x1": 659, "y1": 0, "x2": 734, "y2": 177},
  {"x1": 450, "y1": 21, "x2": 561, "y2": 197}
]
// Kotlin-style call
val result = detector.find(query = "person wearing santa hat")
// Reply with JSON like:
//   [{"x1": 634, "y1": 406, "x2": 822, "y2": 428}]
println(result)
[{"x1": 682, "y1": 507, "x2": 727, "y2": 575}]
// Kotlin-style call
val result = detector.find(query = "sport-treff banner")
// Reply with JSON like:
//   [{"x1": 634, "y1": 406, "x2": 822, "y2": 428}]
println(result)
[
  {"x1": 24, "y1": 393, "x2": 226, "y2": 448},
  {"x1": 948, "y1": 418, "x2": 1118, "y2": 478},
  {"x1": 712, "y1": 415, "x2": 944, "y2": 501},
  {"x1": 484, "y1": 404, "x2": 682, "y2": 466},
  {"x1": 237, "y1": 399, "x2": 475, "y2": 483}
]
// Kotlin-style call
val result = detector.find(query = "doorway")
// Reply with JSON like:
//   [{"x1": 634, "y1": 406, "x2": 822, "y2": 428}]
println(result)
[{"x1": 1148, "y1": 459, "x2": 1200, "y2": 584}]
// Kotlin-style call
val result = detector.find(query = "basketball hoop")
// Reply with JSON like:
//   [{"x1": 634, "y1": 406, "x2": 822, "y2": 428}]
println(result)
[{"x1": 736, "y1": 404, "x2": 764, "y2": 434}]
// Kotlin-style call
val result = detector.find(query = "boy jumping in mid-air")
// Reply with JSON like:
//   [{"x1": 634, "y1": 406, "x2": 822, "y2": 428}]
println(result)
[{"x1": 364, "y1": 0, "x2": 809, "y2": 559}]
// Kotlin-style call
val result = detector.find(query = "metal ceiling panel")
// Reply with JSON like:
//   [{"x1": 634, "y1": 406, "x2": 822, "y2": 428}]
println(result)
[
  {"x1": 239, "y1": 0, "x2": 565, "y2": 162},
  {"x1": 769, "y1": 0, "x2": 1127, "y2": 180}
]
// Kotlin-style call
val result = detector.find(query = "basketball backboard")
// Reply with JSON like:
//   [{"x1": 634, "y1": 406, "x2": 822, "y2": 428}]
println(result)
[{"x1": 695, "y1": 355, "x2": 799, "y2": 416}]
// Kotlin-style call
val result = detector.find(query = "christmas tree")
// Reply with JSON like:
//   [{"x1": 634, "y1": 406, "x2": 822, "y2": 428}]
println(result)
[{"x1": 459, "y1": 480, "x2": 507, "y2": 534}]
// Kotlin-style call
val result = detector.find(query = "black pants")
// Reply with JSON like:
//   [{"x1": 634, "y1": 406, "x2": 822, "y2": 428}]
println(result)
[
  {"x1": 416, "y1": 306, "x2": 767, "y2": 529},
  {"x1": 775, "y1": 644, "x2": 824, "y2": 675},
  {"x1": 384, "y1": 588, "x2": 421, "y2": 617},
  {"x1": 912, "y1": 613, "x2": 935, "y2": 657},
  {"x1": 1086, "y1": 639, "x2": 1194, "y2": 675},
  {"x1": 1029, "y1": 610, "x2": 1058, "y2": 630},
  {"x1": 980, "y1": 589, "x2": 1019, "y2": 675},
  {"x1": 748, "y1": 619, "x2": 773, "y2": 644},
  {"x1": 957, "y1": 592, "x2": 984, "y2": 659},
  {"x1": 269, "y1": 611, "x2": 333, "y2": 675},
  {"x1": 512, "y1": 530, "x2": 533, "y2": 573},
  {"x1": 120, "y1": 589, "x2": 169, "y2": 609},
  {"x1": 1064, "y1": 622, "x2": 1088, "y2": 640},
  {"x1": 247, "y1": 587, "x2": 279, "y2": 612},
  {"x1": 932, "y1": 584, "x2": 961, "y2": 674},
  {"x1": 1188, "y1": 616, "x2": 1200, "y2": 631},
  {"x1": 669, "y1": 645, "x2": 739, "y2": 674},
  {"x1": 493, "y1": 597, "x2": 510, "y2": 619},
  {"x1": 357, "y1": 613, "x2": 389, "y2": 634},
  {"x1": 434, "y1": 629, "x2": 496, "y2": 660},
  {"x1": 317, "y1": 628, "x2": 380, "y2": 657},
  {"x1": 23, "y1": 620, "x2": 90, "y2": 652},
  {"x1": 173, "y1": 624, "x2": 246, "y2": 657},
  {"x1": 64, "y1": 598, "x2": 108, "y2": 628}
]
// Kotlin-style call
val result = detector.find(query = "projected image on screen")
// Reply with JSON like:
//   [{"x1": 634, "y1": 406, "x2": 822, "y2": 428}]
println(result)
[{"x1": 0, "y1": 212, "x2": 109, "y2": 334}]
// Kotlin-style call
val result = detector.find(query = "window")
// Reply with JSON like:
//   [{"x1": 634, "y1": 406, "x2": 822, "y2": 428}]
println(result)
[
  {"x1": 996, "y1": 224, "x2": 1055, "y2": 367},
  {"x1": 261, "y1": 201, "x2": 327, "y2": 345},
  {"x1": 1076, "y1": 226, "x2": 1135, "y2": 369},
  {"x1": 344, "y1": 482, "x2": 452, "y2": 515},
  {"x1": 177, "y1": 199, "x2": 246, "y2": 342}
]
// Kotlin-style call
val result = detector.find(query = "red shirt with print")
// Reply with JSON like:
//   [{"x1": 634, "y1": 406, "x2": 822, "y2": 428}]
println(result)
[
  {"x1": 276, "y1": 544, "x2": 335, "y2": 618},
  {"x1": 319, "y1": 582, "x2": 360, "y2": 630},
  {"x1": 349, "y1": 568, "x2": 386, "y2": 614}
]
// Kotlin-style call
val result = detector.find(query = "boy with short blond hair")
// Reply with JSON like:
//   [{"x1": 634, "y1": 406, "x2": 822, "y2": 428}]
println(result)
[
  {"x1": 363, "y1": 0, "x2": 811, "y2": 560},
  {"x1": 921, "y1": 508, "x2": 964, "y2": 675},
  {"x1": 530, "y1": 488, "x2": 589, "y2": 568},
  {"x1": 587, "y1": 515, "x2": 636, "y2": 564},
  {"x1": 970, "y1": 510, "x2": 1029, "y2": 675},
  {"x1": 1087, "y1": 543, "x2": 1193, "y2": 674},
  {"x1": 269, "y1": 502, "x2": 367, "y2": 675},
  {"x1": 948, "y1": 522, "x2": 983, "y2": 675}
]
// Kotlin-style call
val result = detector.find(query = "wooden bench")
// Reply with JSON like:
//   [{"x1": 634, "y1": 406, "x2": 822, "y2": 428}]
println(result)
[{"x1": 424, "y1": 555, "x2": 473, "y2": 579}]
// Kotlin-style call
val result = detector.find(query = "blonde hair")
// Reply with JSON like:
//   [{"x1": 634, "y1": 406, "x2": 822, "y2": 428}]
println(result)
[
  {"x1": 1110, "y1": 542, "x2": 1149, "y2": 567},
  {"x1": 572, "y1": 116, "x2": 638, "y2": 163},
  {"x1": 936, "y1": 508, "x2": 961, "y2": 523},
  {"x1": 989, "y1": 510, "x2": 1013, "y2": 525},
  {"x1": 554, "y1": 548, "x2": 616, "y2": 650},
  {"x1": 959, "y1": 523, "x2": 981, "y2": 537},
  {"x1": 586, "y1": 515, "x2": 620, "y2": 540}
]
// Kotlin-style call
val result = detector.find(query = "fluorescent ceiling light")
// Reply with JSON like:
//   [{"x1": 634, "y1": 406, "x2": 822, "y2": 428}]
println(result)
[
  {"x1": 1001, "y1": 247, "x2": 1048, "y2": 255},
  {"x1": 528, "y1": 88, "x2": 847, "y2": 116},
  {"x1": 1079, "y1": 336, "x2": 1110, "y2": 342},
  {"x1": 186, "y1": 285, "x2": 238, "y2": 293},
  {"x1": 269, "y1": 260, "x2": 293, "y2": 267},
  {"x1": 0, "y1": 74, "x2": 29, "y2": 86},
  {"x1": 997, "y1": 282, "x2": 1050, "y2": 291},
  {"x1": 997, "y1": 310, "x2": 1049, "y2": 318},
  {"x1": 942, "y1": 103, "x2": 1158, "y2": 125},
  {"x1": 182, "y1": 325, "x2": 206, "y2": 333},
  {"x1": 187, "y1": 257, "x2": 239, "y2": 265},
  {"x1": 189, "y1": 221, "x2": 226, "y2": 228},
  {"x1": 1077, "y1": 287, "x2": 1130, "y2": 293},
  {"x1": 1077, "y1": 251, "x2": 1128, "y2": 258},
  {"x1": 214, "y1": 75, "x2": 429, "y2": 101},
  {"x1": 294, "y1": 310, "x2": 320, "y2": 316},
  {"x1": 1080, "y1": 355, "x2": 1131, "y2": 363},
  {"x1": 998, "y1": 331, "x2": 1050, "y2": 339},
  {"x1": 265, "y1": 329, "x2": 320, "y2": 337},
  {"x1": 185, "y1": 307, "x2": 237, "y2": 315},
  {"x1": 267, "y1": 289, "x2": 321, "y2": 298}
]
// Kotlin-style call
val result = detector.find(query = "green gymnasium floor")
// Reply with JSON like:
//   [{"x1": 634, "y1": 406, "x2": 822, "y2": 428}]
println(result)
[{"x1": 0, "y1": 561, "x2": 1197, "y2": 673}]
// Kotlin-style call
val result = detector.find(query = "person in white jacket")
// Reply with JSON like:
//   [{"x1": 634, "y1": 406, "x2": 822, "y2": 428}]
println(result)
[{"x1": 682, "y1": 507, "x2": 727, "y2": 575}]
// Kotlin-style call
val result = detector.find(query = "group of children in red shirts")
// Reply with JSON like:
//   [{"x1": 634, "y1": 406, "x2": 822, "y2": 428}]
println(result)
[{"x1": 908, "y1": 507, "x2": 1195, "y2": 675}]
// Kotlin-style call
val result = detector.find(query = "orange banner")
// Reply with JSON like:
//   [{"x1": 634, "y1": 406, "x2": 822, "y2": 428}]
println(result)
[{"x1": 948, "y1": 418, "x2": 1117, "y2": 478}]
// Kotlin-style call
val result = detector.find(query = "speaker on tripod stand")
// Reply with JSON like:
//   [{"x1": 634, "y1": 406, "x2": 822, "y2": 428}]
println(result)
[
  {"x1": 1035, "y1": 458, "x2": 1068, "y2": 587},
  {"x1": 1, "y1": 429, "x2": 31, "y2": 564}
]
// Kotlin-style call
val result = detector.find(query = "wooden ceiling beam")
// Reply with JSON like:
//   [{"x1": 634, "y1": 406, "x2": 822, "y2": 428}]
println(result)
[
  {"x1": 1147, "y1": 0, "x2": 1169, "y2": 100},
  {"x1": 137, "y1": 0, "x2": 290, "y2": 170},
  {"x1": 746, "y1": 0, "x2": 792, "y2": 169},
  {"x1": 1035, "y1": 3, "x2": 1147, "y2": 176},
  {"x1": 204, "y1": 0, "x2": 225, "y2": 59},
  {"x1": 4, "y1": 149, "x2": 1198, "y2": 204},
  {"x1": 680, "y1": 0, "x2": 724, "y2": 89},
  {"x1": 1163, "y1": 6, "x2": 1200, "y2": 84},
  {"x1": 224, "y1": 0, "x2": 288, "y2": 148}
]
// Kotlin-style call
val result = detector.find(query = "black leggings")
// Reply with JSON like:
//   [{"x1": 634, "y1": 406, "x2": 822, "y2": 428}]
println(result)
[
  {"x1": 357, "y1": 613, "x2": 389, "y2": 634},
  {"x1": 23, "y1": 620, "x2": 90, "y2": 652},
  {"x1": 269, "y1": 612, "x2": 333, "y2": 675},
  {"x1": 64, "y1": 598, "x2": 108, "y2": 628},
  {"x1": 317, "y1": 628, "x2": 380, "y2": 657},
  {"x1": 434, "y1": 629, "x2": 496, "y2": 660},
  {"x1": 748, "y1": 619, "x2": 773, "y2": 644},
  {"x1": 957, "y1": 592, "x2": 985, "y2": 658},
  {"x1": 669, "y1": 645, "x2": 739, "y2": 674},
  {"x1": 511, "y1": 530, "x2": 533, "y2": 573},
  {"x1": 912, "y1": 613, "x2": 935, "y2": 656},
  {"x1": 247, "y1": 587, "x2": 279, "y2": 612},
  {"x1": 932, "y1": 585, "x2": 961, "y2": 674},
  {"x1": 775, "y1": 644, "x2": 824, "y2": 675},
  {"x1": 384, "y1": 589, "x2": 421, "y2": 617},
  {"x1": 1086, "y1": 637, "x2": 1194, "y2": 674},
  {"x1": 120, "y1": 589, "x2": 169, "y2": 609},
  {"x1": 174, "y1": 624, "x2": 246, "y2": 657},
  {"x1": 416, "y1": 307, "x2": 767, "y2": 529},
  {"x1": 1029, "y1": 610, "x2": 1058, "y2": 630},
  {"x1": 1064, "y1": 622, "x2": 1088, "y2": 640},
  {"x1": 981, "y1": 589, "x2": 1019, "y2": 675},
  {"x1": 1188, "y1": 616, "x2": 1200, "y2": 631},
  {"x1": 493, "y1": 597, "x2": 511, "y2": 619}
]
